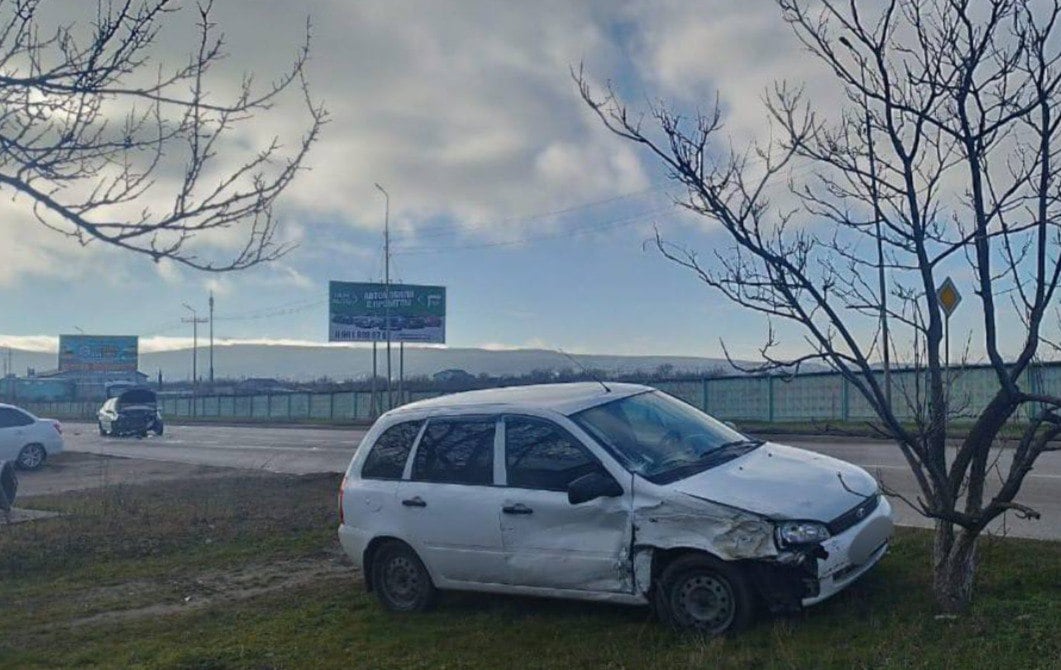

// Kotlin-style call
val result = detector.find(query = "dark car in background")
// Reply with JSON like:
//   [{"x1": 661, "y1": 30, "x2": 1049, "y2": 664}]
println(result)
[{"x1": 98, "y1": 388, "x2": 164, "y2": 437}]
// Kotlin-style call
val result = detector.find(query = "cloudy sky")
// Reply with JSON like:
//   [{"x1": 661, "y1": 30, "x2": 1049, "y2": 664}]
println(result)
[{"x1": 0, "y1": 1, "x2": 1054, "y2": 364}]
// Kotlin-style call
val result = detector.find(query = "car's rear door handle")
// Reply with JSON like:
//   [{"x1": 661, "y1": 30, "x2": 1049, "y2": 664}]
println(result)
[
  {"x1": 502, "y1": 503, "x2": 533, "y2": 515},
  {"x1": 401, "y1": 496, "x2": 426, "y2": 508}
]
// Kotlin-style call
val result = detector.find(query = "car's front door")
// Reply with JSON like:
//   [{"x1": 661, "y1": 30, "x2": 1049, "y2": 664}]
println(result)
[
  {"x1": 498, "y1": 416, "x2": 631, "y2": 593},
  {"x1": 395, "y1": 416, "x2": 508, "y2": 585}
]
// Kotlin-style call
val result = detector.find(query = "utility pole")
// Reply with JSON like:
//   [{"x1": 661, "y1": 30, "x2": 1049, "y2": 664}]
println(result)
[
  {"x1": 182, "y1": 303, "x2": 207, "y2": 388},
  {"x1": 375, "y1": 183, "x2": 392, "y2": 410},
  {"x1": 208, "y1": 292, "x2": 215, "y2": 387}
]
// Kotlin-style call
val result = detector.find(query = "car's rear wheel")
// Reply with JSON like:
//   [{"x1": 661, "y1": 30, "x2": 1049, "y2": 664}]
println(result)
[
  {"x1": 654, "y1": 554, "x2": 754, "y2": 635},
  {"x1": 370, "y1": 541, "x2": 436, "y2": 612},
  {"x1": 16, "y1": 443, "x2": 47, "y2": 471}
]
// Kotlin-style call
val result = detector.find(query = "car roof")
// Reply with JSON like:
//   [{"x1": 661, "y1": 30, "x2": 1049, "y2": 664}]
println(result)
[{"x1": 386, "y1": 382, "x2": 651, "y2": 419}]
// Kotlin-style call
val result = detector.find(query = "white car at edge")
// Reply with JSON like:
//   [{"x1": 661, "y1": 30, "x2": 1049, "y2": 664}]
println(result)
[
  {"x1": 338, "y1": 383, "x2": 894, "y2": 634},
  {"x1": 0, "y1": 403, "x2": 64, "y2": 471}
]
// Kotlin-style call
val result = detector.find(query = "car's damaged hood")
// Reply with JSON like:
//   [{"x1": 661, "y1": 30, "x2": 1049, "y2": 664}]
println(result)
[{"x1": 671, "y1": 442, "x2": 878, "y2": 522}]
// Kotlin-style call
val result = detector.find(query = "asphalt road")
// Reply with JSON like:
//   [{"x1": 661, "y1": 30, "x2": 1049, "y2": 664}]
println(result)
[{"x1": 58, "y1": 421, "x2": 1061, "y2": 541}]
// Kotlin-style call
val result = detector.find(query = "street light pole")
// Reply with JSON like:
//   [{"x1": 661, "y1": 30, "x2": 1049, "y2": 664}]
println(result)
[
  {"x1": 375, "y1": 183, "x2": 392, "y2": 410},
  {"x1": 208, "y1": 292, "x2": 215, "y2": 387}
]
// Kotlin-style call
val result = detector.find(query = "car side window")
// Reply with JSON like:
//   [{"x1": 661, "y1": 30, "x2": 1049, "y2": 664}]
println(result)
[
  {"x1": 412, "y1": 418, "x2": 495, "y2": 485},
  {"x1": 505, "y1": 417, "x2": 599, "y2": 491},
  {"x1": 361, "y1": 421, "x2": 421, "y2": 480},
  {"x1": 0, "y1": 408, "x2": 32, "y2": 428}
]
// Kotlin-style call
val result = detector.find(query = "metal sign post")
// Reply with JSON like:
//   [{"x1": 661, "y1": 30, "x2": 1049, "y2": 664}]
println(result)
[
  {"x1": 329, "y1": 281, "x2": 446, "y2": 415},
  {"x1": 936, "y1": 277, "x2": 962, "y2": 393}
]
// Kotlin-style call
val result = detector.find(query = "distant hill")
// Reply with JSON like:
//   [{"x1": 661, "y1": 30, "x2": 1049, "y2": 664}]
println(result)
[{"x1": 2, "y1": 343, "x2": 748, "y2": 382}]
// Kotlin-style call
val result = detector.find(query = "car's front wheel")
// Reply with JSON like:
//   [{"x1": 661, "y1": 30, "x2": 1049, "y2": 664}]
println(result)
[
  {"x1": 98, "y1": 421, "x2": 108, "y2": 437},
  {"x1": 152, "y1": 422, "x2": 164, "y2": 436},
  {"x1": 654, "y1": 554, "x2": 755, "y2": 635},
  {"x1": 370, "y1": 541, "x2": 436, "y2": 613},
  {"x1": 16, "y1": 443, "x2": 47, "y2": 471}
]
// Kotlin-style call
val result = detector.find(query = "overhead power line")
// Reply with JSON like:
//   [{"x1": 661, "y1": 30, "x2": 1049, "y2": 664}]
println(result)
[
  {"x1": 394, "y1": 205, "x2": 674, "y2": 255},
  {"x1": 397, "y1": 184, "x2": 668, "y2": 241}
]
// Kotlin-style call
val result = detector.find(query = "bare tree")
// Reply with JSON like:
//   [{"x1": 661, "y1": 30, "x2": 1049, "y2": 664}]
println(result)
[
  {"x1": 0, "y1": 0, "x2": 325, "y2": 271},
  {"x1": 579, "y1": 0, "x2": 1061, "y2": 612}
]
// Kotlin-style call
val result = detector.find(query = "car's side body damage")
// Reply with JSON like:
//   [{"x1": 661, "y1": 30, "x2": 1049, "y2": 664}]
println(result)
[{"x1": 625, "y1": 491, "x2": 825, "y2": 612}]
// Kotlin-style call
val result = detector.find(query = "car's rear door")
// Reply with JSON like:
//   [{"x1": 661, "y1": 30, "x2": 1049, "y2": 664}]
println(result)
[
  {"x1": 498, "y1": 415, "x2": 632, "y2": 593},
  {"x1": 0, "y1": 408, "x2": 23, "y2": 460},
  {"x1": 395, "y1": 416, "x2": 507, "y2": 585}
]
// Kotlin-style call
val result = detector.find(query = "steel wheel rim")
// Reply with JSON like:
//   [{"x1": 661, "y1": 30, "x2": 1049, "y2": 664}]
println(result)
[
  {"x1": 382, "y1": 555, "x2": 421, "y2": 608},
  {"x1": 19, "y1": 445, "x2": 44, "y2": 468},
  {"x1": 675, "y1": 573, "x2": 735, "y2": 633}
]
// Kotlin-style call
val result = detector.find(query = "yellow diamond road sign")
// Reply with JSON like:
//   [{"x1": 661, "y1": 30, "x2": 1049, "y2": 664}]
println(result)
[{"x1": 937, "y1": 277, "x2": 962, "y2": 317}]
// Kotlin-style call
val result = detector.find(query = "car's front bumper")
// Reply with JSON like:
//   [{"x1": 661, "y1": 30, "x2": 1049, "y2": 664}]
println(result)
[
  {"x1": 803, "y1": 495, "x2": 894, "y2": 606},
  {"x1": 111, "y1": 414, "x2": 158, "y2": 434}
]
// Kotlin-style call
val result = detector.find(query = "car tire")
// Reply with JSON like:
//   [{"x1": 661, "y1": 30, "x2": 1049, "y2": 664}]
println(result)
[
  {"x1": 370, "y1": 541, "x2": 437, "y2": 613},
  {"x1": 15, "y1": 443, "x2": 47, "y2": 471},
  {"x1": 98, "y1": 421, "x2": 108, "y2": 437},
  {"x1": 654, "y1": 554, "x2": 755, "y2": 635},
  {"x1": 153, "y1": 423, "x2": 164, "y2": 436}
]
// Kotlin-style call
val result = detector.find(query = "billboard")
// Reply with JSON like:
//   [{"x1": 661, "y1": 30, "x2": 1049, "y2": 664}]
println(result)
[
  {"x1": 58, "y1": 335, "x2": 139, "y2": 373},
  {"x1": 329, "y1": 282, "x2": 446, "y2": 343}
]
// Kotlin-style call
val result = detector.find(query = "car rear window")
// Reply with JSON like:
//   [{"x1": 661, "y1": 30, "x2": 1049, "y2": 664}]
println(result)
[
  {"x1": 361, "y1": 421, "x2": 422, "y2": 480},
  {"x1": 412, "y1": 418, "x2": 495, "y2": 485},
  {"x1": 0, "y1": 407, "x2": 34, "y2": 428}
]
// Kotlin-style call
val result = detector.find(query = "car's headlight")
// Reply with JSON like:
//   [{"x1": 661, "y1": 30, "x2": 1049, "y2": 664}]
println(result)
[{"x1": 776, "y1": 520, "x2": 831, "y2": 546}]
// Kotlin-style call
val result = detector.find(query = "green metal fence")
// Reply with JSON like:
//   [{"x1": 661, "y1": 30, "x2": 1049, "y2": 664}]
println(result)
[{"x1": 12, "y1": 362, "x2": 1060, "y2": 425}]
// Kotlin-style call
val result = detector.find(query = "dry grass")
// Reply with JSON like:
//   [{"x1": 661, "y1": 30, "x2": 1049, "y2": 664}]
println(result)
[{"x1": 0, "y1": 471, "x2": 1058, "y2": 669}]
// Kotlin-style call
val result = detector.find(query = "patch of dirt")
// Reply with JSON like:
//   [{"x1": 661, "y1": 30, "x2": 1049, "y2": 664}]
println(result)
[
  {"x1": 58, "y1": 552, "x2": 357, "y2": 629},
  {"x1": 17, "y1": 452, "x2": 237, "y2": 497}
]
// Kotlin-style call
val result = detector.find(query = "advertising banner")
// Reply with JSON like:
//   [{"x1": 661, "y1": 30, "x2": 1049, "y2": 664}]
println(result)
[
  {"x1": 58, "y1": 335, "x2": 139, "y2": 373},
  {"x1": 329, "y1": 282, "x2": 446, "y2": 343}
]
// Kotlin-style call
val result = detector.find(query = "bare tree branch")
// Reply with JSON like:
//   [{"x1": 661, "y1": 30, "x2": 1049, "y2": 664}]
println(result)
[{"x1": 0, "y1": 0, "x2": 327, "y2": 271}]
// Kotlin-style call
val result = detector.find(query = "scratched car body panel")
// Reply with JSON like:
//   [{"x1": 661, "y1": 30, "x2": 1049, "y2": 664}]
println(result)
[{"x1": 338, "y1": 382, "x2": 894, "y2": 632}]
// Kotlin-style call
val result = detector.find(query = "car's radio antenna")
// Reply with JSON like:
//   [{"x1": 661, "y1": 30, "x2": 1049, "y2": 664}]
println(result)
[{"x1": 556, "y1": 348, "x2": 611, "y2": 393}]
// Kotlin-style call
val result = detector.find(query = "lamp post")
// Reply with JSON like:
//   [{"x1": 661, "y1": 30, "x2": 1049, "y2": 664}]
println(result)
[
  {"x1": 208, "y1": 292, "x2": 215, "y2": 387},
  {"x1": 375, "y1": 183, "x2": 392, "y2": 410}
]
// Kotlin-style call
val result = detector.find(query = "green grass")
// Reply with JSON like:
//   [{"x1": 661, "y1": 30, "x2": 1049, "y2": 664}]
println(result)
[{"x1": 1, "y1": 471, "x2": 1058, "y2": 669}]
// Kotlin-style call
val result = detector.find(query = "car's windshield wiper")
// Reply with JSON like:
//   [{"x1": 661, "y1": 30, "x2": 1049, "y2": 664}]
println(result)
[
  {"x1": 697, "y1": 439, "x2": 763, "y2": 463},
  {"x1": 714, "y1": 438, "x2": 764, "y2": 451}
]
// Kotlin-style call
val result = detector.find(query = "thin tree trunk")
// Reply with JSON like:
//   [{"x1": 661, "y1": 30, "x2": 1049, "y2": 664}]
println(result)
[{"x1": 932, "y1": 521, "x2": 979, "y2": 612}]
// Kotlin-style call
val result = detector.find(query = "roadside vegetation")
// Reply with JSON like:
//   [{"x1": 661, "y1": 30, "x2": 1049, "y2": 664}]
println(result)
[{"x1": 1, "y1": 469, "x2": 1057, "y2": 669}]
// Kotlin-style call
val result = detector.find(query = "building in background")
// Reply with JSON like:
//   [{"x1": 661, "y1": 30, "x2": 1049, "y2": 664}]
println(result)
[{"x1": 0, "y1": 335, "x2": 147, "y2": 402}]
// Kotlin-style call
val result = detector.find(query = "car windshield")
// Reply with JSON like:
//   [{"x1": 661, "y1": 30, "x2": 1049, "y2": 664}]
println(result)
[{"x1": 571, "y1": 391, "x2": 761, "y2": 483}]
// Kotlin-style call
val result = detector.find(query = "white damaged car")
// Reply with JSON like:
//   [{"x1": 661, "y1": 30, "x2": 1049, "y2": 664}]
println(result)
[{"x1": 338, "y1": 383, "x2": 893, "y2": 634}]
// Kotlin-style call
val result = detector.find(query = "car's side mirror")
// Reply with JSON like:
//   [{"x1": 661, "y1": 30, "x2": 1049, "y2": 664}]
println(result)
[{"x1": 568, "y1": 471, "x2": 622, "y2": 505}]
